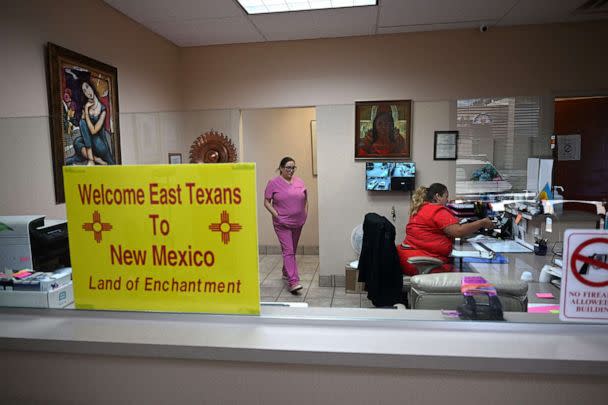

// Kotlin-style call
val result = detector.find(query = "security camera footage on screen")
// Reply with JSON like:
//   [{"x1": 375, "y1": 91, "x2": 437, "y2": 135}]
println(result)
[{"x1": 366, "y1": 162, "x2": 415, "y2": 191}]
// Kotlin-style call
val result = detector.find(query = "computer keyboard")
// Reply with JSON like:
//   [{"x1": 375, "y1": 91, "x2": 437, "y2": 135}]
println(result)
[{"x1": 449, "y1": 203, "x2": 475, "y2": 210}]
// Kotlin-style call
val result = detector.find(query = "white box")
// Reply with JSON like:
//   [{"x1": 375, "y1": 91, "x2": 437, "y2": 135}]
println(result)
[{"x1": 0, "y1": 281, "x2": 73, "y2": 308}]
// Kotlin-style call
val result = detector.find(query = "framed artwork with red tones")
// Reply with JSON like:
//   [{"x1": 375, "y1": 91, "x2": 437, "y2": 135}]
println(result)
[
  {"x1": 46, "y1": 42, "x2": 121, "y2": 203},
  {"x1": 355, "y1": 100, "x2": 411, "y2": 160}
]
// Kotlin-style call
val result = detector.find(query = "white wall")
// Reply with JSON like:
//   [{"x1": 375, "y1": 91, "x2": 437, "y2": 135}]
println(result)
[
  {"x1": 242, "y1": 108, "x2": 318, "y2": 248},
  {"x1": 120, "y1": 112, "x2": 184, "y2": 165},
  {"x1": 0, "y1": 0, "x2": 182, "y2": 218},
  {"x1": 0, "y1": 0, "x2": 180, "y2": 117},
  {"x1": 121, "y1": 109, "x2": 241, "y2": 165},
  {"x1": 179, "y1": 22, "x2": 608, "y2": 275},
  {"x1": 180, "y1": 23, "x2": 608, "y2": 110},
  {"x1": 0, "y1": 117, "x2": 59, "y2": 216},
  {"x1": 317, "y1": 102, "x2": 454, "y2": 277},
  {"x1": 180, "y1": 109, "x2": 241, "y2": 163}
]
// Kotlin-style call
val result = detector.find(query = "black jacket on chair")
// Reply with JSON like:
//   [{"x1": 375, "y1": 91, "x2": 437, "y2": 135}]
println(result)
[{"x1": 357, "y1": 213, "x2": 403, "y2": 307}]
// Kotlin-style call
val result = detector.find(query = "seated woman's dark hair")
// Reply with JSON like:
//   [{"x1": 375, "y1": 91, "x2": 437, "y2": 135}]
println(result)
[
  {"x1": 410, "y1": 183, "x2": 448, "y2": 216},
  {"x1": 425, "y1": 183, "x2": 448, "y2": 202}
]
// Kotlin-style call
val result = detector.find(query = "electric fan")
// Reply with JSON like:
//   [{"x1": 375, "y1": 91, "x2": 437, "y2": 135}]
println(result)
[{"x1": 349, "y1": 224, "x2": 363, "y2": 268}]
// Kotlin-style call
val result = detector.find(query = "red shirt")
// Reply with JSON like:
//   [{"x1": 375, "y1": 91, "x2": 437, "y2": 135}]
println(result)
[{"x1": 403, "y1": 203, "x2": 458, "y2": 260}]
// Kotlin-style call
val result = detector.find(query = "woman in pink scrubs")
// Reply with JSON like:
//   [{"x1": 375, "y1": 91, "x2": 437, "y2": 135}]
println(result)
[{"x1": 264, "y1": 157, "x2": 308, "y2": 294}]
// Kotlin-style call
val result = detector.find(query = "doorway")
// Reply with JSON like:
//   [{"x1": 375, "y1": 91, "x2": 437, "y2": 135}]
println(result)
[
  {"x1": 553, "y1": 96, "x2": 608, "y2": 206},
  {"x1": 241, "y1": 107, "x2": 319, "y2": 254}
]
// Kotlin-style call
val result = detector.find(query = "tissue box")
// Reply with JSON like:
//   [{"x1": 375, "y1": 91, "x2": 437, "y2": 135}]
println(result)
[{"x1": 0, "y1": 281, "x2": 73, "y2": 308}]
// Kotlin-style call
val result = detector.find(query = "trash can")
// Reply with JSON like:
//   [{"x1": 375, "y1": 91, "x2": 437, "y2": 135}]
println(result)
[{"x1": 345, "y1": 263, "x2": 365, "y2": 294}]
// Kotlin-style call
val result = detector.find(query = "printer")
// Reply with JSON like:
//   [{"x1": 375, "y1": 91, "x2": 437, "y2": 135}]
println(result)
[{"x1": 0, "y1": 215, "x2": 70, "y2": 272}]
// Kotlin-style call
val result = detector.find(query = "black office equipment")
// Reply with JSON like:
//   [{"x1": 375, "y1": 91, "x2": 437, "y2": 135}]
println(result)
[
  {"x1": 458, "y1": 294, "x2": 504, "y2": 321},
  {"x1": 366, "y1": 162, "x2": 415, "y2": 192},
  {"x1": 0, "y1": 215, "x2": 70, "y2": 272}
]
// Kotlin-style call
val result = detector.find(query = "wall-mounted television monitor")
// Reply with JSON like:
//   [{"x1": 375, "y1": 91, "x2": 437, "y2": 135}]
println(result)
[{"x1": 366, "y1": 162, "x2": 416, "y2": 191}]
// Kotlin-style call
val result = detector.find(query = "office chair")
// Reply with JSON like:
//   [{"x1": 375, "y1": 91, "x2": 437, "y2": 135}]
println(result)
[
  {"x1": 400, "y1": 243, "x2": 445, "y2": 274},
  {"x1": 406, "y1": 256, "x2": 445, "y2": 274},
  {"x1": 401, "y1": 243, "x2": 445, "y2": 308}
]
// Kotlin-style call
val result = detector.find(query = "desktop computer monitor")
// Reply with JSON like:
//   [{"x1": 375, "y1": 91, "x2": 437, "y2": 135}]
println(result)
[{"x1": 366, "y1": 162, "x2": 415, "y2": 191}]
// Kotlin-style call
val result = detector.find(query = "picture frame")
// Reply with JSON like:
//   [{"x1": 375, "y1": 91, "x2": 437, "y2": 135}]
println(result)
[
  {"x1": 433, "y1": 130, "x2": 458, "y2": 160},
  {"x1": 310, "y1": 120, "x2": 317, "y2": 176},
  {"x1": 168, "y1": 153, "x2": 183, "y2": 164},
  {"x1": 355, "y1": 100, "x2": 411, "y2": 160},
  {"x1": 46, "y1": 42, "x2": 121, "y2": 203}
]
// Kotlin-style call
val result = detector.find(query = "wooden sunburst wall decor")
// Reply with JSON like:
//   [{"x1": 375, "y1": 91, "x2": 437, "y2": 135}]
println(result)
[{"x1": 189, "y1": 130, "x2": 237, "y2": 163}]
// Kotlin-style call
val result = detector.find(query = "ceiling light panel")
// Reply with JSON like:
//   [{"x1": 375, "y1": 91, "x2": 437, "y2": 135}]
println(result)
[{"x1": 237, "y1": 0, "x2": 376, "y2": 15}]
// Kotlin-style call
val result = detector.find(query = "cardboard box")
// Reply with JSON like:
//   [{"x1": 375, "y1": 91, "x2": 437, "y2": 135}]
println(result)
[
  {"x1": 0, "y1": 281, "x2": 73, "y2": 308},
  {"x1": 345, "y1": 265, "x2": 365, "y2": 294}
]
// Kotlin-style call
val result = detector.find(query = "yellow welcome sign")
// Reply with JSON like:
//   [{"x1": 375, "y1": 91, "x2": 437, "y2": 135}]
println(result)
[{"x1": 63, "y1": 163, "x2": 260, "y2": 315}]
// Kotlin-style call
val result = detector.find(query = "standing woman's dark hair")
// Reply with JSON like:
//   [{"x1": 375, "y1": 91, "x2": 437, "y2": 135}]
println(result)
[
  {"x1": 277, "y1": 156, "x2": 295, "y2": 171},
  {"x1": 371, "y1": 111, "x2": 395, "y2": 143},
  {"x1": 410, "y1": 183, "x2": 448, "y2": 216}
]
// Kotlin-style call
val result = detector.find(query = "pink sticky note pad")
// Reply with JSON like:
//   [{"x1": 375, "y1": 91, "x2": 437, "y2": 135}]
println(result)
[
  {"x1": 536, "y1": 292, "x2": 554, "y2": 299},
  {"x1": 13, "y1": 271, "x2": 33, "y2": 279},
  {"x1": 528, "y1": 305, "x2": 560, "y2": 313}
]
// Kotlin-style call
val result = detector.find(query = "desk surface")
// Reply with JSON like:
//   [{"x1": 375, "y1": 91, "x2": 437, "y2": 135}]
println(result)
[{"x1": 455, "y1": 239, "x2": 561, "y2": 304}]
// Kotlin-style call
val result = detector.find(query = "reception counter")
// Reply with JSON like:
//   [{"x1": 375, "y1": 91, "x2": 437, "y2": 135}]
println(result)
[{"x1": 1, "y1": 306, "x2": 607, "y2": 403}]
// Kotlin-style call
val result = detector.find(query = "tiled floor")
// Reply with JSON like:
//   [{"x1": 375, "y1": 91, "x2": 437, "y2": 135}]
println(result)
[
  {"x1": 259, "y1": 254, "x2": 375, "y2": 308},
  {"x1": 259, "y1": 253, "x2": 560, "y2": 308}
]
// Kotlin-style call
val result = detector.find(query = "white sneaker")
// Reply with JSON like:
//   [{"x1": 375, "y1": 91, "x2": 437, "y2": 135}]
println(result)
[{"x1": 288, "y1": 283, "x2": 303, "y2": 294}]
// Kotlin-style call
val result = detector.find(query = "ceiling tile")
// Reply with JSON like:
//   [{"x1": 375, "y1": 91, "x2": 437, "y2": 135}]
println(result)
[
  {"x1": 103, "y1": 0, "x2": 607, "y2": 47},
  {"x1": 251, "y1": 6, "x2": 377, "y2": 41},
  {"x1": 145, "y1": 16, "x2": 265, "y2": 47},
  {"x1": 498, "y1": 0, "x2": 605, "y2": 26},
  {"x1": 378, "y1": 20, "x2": 492, "y2": 35},
  {"x1": 378, "y1": 0, "x2": 516, "y2": 28},
  {"x1": 104, "y1": 0, "x2": 244, "y2": 23}
]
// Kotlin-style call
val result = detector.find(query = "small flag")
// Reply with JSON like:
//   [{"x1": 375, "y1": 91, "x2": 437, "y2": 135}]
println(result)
[{"x1": 538, "y1": 182, "x2": 553, "y2": 200}]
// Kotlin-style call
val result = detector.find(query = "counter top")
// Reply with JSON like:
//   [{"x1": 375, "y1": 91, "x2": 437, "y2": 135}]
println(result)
[{"x1": 1, "y1": 306, "x2": 607, "y2": 376}]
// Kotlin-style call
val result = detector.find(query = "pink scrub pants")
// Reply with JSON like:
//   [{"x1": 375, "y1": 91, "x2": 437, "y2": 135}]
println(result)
[{"x1": 273, "y1": 223, "x2": 302, "y2": 285}]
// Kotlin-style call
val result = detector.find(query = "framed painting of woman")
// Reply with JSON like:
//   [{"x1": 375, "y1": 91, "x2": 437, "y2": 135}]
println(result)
[
  {"x1": 355, "y1": 100, "x2": 411, "y2": 160},
  {"x1": 46, "y1": 42, "x2": 121, "y2": 203}
]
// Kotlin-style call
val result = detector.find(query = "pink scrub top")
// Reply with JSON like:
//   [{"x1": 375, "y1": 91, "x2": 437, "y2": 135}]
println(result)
[{"x1": 264, "y1": 176, "x2": 307, "y2": 228}]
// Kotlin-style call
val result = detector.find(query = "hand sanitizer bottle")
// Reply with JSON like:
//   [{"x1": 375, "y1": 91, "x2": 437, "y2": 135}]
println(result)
[{"x1": 553, "y1": 186, "x2": 564, "y2": 216}]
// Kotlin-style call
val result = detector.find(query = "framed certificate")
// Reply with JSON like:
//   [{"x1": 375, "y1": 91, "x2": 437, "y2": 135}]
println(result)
[
  {"x1": 168, "y1": 153, "x2": 182, "y2": 164},
  {"x1": 433, "y1": 131, "x2": 458, "y2": 160}
]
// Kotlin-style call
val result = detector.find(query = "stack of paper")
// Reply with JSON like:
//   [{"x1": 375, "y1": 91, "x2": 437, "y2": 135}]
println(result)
[{"x1": 461, "y1": 276, "x2": 497, "y2": 296}]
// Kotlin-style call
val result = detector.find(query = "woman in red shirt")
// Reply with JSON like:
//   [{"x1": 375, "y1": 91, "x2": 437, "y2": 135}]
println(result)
[{"x1": 398, "y1": 183, "x2": 494, "y2": 276}]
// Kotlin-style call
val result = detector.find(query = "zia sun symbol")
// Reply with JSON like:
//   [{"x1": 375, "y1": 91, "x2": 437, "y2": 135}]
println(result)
[
  {"x1": 209, "y1": 210, "x2": 242, "y2": 245},
  {"x1": 82, "y1": 211, "x2": 112, "y2": 243}
]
